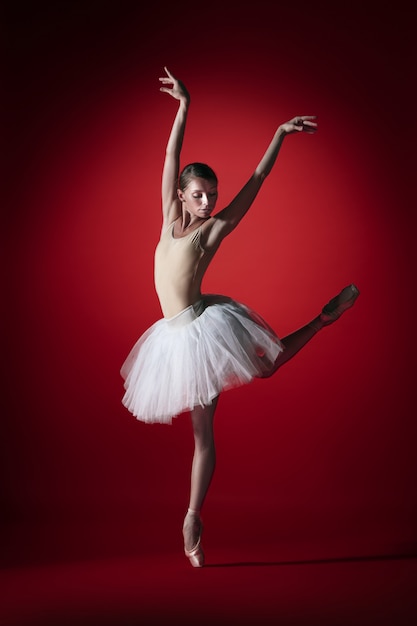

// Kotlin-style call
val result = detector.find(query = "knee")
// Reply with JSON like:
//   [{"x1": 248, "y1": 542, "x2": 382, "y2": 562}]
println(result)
[
  {"x1": 194, "y1": 430, "x2": 215, "y2": 450},
  {"x1": 258, "y1": 363, "x2": 280, "y2": 379}
]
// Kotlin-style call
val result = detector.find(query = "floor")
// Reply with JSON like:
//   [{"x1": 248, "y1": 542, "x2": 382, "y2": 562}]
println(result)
[{"x1": 2, "y1": 546, "x2": 416, "y2": 626}]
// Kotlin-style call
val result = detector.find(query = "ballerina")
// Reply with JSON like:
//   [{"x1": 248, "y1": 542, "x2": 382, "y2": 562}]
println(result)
[{"x1": 120, "y1": 67, "x2": 360, "y2": 567}]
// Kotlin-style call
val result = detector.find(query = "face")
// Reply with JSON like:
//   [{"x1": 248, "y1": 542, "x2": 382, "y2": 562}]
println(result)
[{"x1": 178, "y1": 177, "x2": 218, "y2": 218}]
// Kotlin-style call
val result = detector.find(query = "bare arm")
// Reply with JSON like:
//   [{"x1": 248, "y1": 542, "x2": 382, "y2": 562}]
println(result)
[
  {"x1": 205, "y1": 115, "x2": 317, "y2": 247},
  {"x1": 159, "y1": 67, "x2": 190, "y2": 231}
]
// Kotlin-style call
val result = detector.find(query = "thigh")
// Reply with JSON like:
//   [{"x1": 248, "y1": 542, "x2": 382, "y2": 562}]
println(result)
[{"x1": 190, "y1": 396, "x2": 219, "y2": 439}]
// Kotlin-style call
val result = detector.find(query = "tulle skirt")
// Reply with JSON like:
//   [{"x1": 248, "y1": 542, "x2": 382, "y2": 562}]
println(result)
[{"x1": 120, "y1": 294, "x2": 283, "y2": 424}]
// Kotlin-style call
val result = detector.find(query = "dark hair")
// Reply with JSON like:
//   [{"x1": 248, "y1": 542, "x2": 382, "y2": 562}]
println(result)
[{"x1": 178, "y1": 162, "x2": 218, "y2": 191}]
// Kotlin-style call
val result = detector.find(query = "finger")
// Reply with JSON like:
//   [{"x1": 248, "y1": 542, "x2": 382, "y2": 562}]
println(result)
[
  {"x1": 293, "y1": 117, "x2": 305, "y2": 127},
  {"x1": 302, "y1": 127, "x2": 318, "y2": 134},
  {"x1": 164, "y1": 66, "x2": 175, "y2": 79},
  {"x1": 297, "y1": 117, "x2": 318, "y2": 133},
  {"x1": 159, "y1": 76, "x2": 174, "y2": 83},
  {"x1": 295, "y1": 116, "x2": 317, "y2": 124}
]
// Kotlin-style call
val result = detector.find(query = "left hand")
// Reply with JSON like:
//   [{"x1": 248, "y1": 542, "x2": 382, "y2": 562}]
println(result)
[
  {"x1": 159, "y1": 67, "x2": 190, "y2": 104},
  {"x1": 279, "y1": 116, "x2": 318, "y2": 135}
]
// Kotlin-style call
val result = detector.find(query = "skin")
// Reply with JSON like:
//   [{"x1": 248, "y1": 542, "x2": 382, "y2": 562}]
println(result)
[
  {"x1": 176, "y1": 178, "x2": 218, "y2": 223},
  {"x1": 160, "y1": 66, "x2": 317, "y2": 258},
  {"x1": 158, "y1": 67, "x2": 346, "y2": 556}
]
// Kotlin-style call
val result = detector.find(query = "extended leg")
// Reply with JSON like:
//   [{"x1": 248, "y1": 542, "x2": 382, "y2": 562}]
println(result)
[
  {"x1": 183, "y1": 397, "x2": 218, "y2": 567},
  {"x1": 263, "y1": 284, "x2": 360, "y2": 377}
]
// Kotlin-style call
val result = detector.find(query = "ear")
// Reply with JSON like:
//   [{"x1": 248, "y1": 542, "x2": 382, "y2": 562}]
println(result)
[{"x1": 177, "y1": 189, "x2": 185, "y2": 202}]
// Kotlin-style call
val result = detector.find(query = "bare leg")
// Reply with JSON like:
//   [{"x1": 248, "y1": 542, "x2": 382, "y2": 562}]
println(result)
[
  {"x1": 262, "y1": 323, "x2": 318, "y2": 377},
  {"x1": 262, "y1": 284, "x2": 360, "y2": 378},
  {"x1": 183, "y1": 397, "x2": 218, "y2": 566},
  {"x1": 188, "y1": 397, "x2": 218, "y2": 513}
]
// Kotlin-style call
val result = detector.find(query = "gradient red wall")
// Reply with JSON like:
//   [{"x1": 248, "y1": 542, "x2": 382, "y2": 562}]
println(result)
[{"x1": 3, "y1": 1, "x2": 415, "y2": 565}]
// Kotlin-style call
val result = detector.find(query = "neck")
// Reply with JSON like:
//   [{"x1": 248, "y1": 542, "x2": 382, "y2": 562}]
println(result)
[{"x1": 180, "y1": 210, "x2": 205, "y2": 231}]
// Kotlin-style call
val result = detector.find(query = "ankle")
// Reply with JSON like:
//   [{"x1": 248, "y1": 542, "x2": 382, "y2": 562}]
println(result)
[
  {"x1": 308, "y1": 316, "x2": 324, "y2": 333},
  {"x1": 186, "y1": 507, "x2": 200, "y2": 517},
  {"x1": 183, "y1": 508, "x2": 201, "y2": 530},
  {"x1": 183, "y1": 509, "x2": 203, "y2": 552}
]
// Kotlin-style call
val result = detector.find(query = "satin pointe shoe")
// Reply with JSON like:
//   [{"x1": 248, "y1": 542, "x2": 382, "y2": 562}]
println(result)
[
  {"x1": 183, "y1": 510, "x2": 205, "y2": 568},
  {"x1": 320, "y1": 284, "x2": 360, "y2": 326},
  {"x1": 184, "y1": 536, "x2": 205, "y2": 568}
]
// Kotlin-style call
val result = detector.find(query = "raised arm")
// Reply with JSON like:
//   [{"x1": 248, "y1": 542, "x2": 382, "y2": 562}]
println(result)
[
  {"x1": 159, "y1": 67, "x2": 190, "y2": 231},
  {"x1": 207, "y1": 115, "x2": 317, "y2": 245}
]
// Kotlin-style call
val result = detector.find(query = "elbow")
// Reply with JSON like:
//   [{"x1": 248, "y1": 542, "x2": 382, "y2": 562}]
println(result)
[{"x1": 254, "y1": 169, "x2": 268, "y2": 182}]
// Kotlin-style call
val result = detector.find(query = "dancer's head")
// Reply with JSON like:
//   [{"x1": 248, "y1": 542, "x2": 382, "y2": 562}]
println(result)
[
  {"x1": 178, "y1": 163, "x2": 218, "y2": 192},
  {"x1": 177, "y1": 163, "x2": 218, "y2": 218}
]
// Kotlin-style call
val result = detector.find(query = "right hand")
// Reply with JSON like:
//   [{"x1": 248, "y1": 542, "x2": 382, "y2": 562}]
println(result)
[
  {"x1": 159, "y1": 67, "x2": 190, "y2": 103},
  {"x1": 279, "y1": 115, "x2": 318, "y2": 135}
]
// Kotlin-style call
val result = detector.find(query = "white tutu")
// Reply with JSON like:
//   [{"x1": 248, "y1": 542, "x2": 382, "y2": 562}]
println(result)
[{"x1": 120, "y1": 294, "x2": 284, "y2": 424}]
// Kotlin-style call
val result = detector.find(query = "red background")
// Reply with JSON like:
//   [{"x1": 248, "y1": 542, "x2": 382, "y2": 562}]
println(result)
[{"x1": 3, "y1": 0, "x2": 415, "y2": 573}]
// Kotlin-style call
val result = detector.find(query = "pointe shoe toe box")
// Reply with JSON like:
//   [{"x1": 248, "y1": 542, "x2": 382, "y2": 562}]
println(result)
[
  {"x1": 185, "y1": 541, "x2": 205, "y2": 567},
  {"x1": 322, "y1": 284, "x2": 360, "y2": 319}
]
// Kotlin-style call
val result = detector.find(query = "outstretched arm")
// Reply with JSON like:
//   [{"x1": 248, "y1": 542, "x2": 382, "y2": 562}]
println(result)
[
  {"x1": 159, "y1": 67, "x2": 190, "y2": 231},
  {"x1": 206, "y1": 116, "x2": 317, "y2": 246}
]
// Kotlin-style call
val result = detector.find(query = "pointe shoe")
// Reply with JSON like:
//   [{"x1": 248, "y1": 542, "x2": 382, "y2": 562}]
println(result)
[
  {"x1": 184, "y1": 537, "x2": 205, "y2": 568},
  {"x1": 320, "y1": 284, "x2": 360, "y2": 326},
  {"x1": 183, "y1": 511, "x2": 205, "y2": 568}
]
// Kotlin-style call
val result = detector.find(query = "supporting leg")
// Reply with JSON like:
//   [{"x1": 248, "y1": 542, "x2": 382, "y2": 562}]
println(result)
[
  {"x1": 183, "y1": 396, "x2": 218, "y2": 567},
  {"x1": 188, "y1": 397, "x2": 218, "y2": 513}
]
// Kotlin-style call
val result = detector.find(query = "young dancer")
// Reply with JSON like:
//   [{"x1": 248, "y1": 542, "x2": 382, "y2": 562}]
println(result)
[{"x1": 120, "y1": 67, "x2": 360, "y2": 567}]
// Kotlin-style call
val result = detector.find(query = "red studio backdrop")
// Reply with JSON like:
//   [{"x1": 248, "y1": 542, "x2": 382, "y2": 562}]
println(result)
[{"x1": 3, "y1": 1, "x2": 415, "y2": 567}]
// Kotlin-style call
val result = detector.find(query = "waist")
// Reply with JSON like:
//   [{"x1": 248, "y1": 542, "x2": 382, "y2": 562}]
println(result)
[
  {"x1": 157, "y1": 283, "x2": 203, "y2": 319},
  {"x1": 165, "y1": 300, "x2": 205, "y2": 329}
]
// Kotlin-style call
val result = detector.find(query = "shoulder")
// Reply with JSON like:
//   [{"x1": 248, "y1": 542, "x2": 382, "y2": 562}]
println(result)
[
  {"x1": 161, "y1": 215, "x2": 180, "y2": 233},
  {"x1": 160, "y1": 218, "x2": 177, "y2": 240}
]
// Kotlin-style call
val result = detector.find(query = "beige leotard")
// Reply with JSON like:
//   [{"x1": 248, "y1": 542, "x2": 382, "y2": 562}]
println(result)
[{"x1": 154, "y1": 221, "x2": 214, "y2": 319}]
